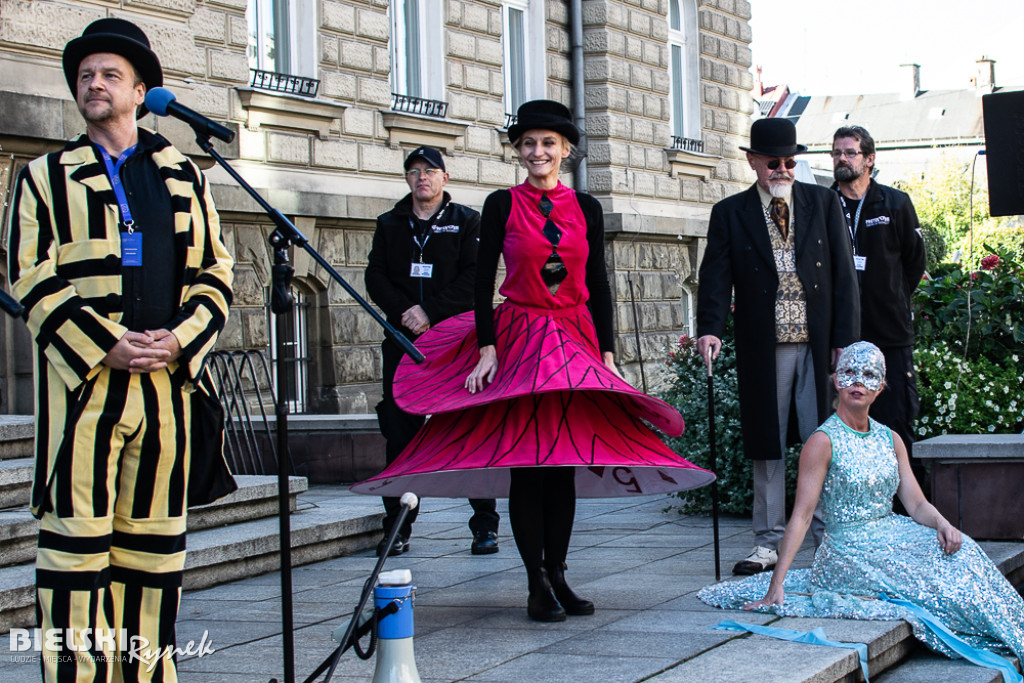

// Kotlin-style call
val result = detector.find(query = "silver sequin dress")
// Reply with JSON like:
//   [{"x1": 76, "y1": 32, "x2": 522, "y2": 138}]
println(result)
[{"x1": 698, "y1": 414, "x2": 1024, "y2": 661}]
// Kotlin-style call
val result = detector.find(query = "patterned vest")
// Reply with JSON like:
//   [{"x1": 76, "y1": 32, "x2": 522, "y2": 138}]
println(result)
[{"x1": 763, "y1": 204, "x2": 809, "y2": 343}]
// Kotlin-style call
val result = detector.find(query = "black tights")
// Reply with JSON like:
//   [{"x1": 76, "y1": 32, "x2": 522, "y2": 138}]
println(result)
[{"x1": 508, "y1": 467, "x2": 576, "y2": 572}]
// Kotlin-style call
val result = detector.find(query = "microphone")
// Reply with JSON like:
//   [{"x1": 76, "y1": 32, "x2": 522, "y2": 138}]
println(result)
[
  {"x1": 399, "y1": 492, "x2": 419, "y2": 510},
  {"x1": 145, "y1": 87, "x2": 235, "y2": 143}
]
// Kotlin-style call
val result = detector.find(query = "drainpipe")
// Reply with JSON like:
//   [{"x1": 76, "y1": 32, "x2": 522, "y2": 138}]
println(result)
[{"x1": 570, "y1": 0, "x2": 587, "y2": 192}]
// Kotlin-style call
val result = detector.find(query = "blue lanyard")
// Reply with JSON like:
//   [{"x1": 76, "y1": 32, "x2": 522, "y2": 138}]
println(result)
[
  {"x1": 99, "y1": 145, "x2": 138, "y2": 232},
  {"x1": 838, "y1": 193, "x2": 864, "y2": 250}
]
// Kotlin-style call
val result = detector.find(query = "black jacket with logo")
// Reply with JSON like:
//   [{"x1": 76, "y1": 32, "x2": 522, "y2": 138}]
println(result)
[
  {"x1": 832, "y1": 179, "x2": 926, "y2": 348},
  {"x1": 365, "y1": 192, "x2": 479, "y2": 340}
]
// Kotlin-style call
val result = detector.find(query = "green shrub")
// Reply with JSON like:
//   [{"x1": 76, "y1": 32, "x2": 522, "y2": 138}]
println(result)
[
  {"x1": 659, "y1": 327, "x2": 799, "y2": 517},
  {"x1": 914, "y1": 342, "x2": 1024, "y2": 438}
]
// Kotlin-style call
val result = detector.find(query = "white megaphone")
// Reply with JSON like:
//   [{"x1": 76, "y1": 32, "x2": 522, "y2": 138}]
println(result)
[{"x1": 371, "y1": 568, "x2": 421, "y2": 683}]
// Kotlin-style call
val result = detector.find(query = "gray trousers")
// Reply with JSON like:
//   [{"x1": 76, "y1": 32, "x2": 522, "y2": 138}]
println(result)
[{"x1": 751, "y1": 342, "x2": 824, "y2": 549}]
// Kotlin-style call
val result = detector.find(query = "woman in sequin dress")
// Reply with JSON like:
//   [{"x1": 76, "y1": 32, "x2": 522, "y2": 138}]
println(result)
[
  {"x1": 698, "y1": 342, "x2": 1024, "y2": 662},
  {"x1": 353, "y1": 100, "x2": 714, "y2": 622}
]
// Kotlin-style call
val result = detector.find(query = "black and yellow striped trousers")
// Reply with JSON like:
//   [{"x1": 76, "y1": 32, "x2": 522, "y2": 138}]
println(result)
[{"x1": 36, "y1": 364, "x2": 190, "y2": 683}]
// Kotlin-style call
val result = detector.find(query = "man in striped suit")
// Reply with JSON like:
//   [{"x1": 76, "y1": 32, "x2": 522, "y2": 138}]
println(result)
[{"x1": 6, "y1": 18, "x2": 233, "y2": 682}]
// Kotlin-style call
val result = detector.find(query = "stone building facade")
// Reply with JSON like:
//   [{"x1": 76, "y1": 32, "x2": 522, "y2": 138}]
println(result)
[{"x1": 0, "y1": 0, "x2": 754, "y2": 422}]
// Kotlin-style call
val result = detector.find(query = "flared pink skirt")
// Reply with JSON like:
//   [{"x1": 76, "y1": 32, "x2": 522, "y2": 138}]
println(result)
[{"x1": 351, "y1": 302, "x2": 714, "y2": 498}]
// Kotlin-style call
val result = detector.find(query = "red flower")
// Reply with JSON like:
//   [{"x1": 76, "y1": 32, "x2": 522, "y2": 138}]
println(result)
[{"x1": 981, "y1": 254, "x2": 1001, "y2": 270}]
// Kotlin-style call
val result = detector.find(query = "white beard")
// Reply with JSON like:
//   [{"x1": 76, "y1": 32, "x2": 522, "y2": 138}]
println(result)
[{"x1": 768, "y1": 181, "x2": 793, "y2": 202}]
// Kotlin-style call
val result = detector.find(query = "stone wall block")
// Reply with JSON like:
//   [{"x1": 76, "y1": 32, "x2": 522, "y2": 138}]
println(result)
[
  {"x1": 630, "y1": 64, "x2": 653, "y2": 90},
  {"x1": 447, "y1": 63, "x2": 464, "y2": 88},
  {"x1": 487, "y1": 6, "x2": 503, "y2": 35},
  {"x1": 192, "y1": 82, "x2": 231, "y2": 118},
  {"x1": 355, "y1": 8, "x2": 389, "y2": 41},
  {"x1": 652, "y1": 70, "x2": 670, "y2": 95},
  {"x1": 340, "y1": 39, "x2": 374, "y2": 72},
  {"x1": 191, "y1": 6, "x2": 227, "y2": 42},
  {"x1": 359, "y1": 143, "x2": 404, "y2": 173},
  {"x1": 489, "y1": 70, "x2": 505, "y2": 96},
  {"x1": 651, "y1": 15, "x2": 668, "y2": 41},
  {"x1": 478, "y1": 98, "x2": 505, "y2": 125},
  {"x1": 332, "y1": 307, "x2": 382, "y2": 345},
  {"x1": 583, "y1": 29, "x2": 609, "y2": 52},
  {"x1": 447, "y1": 0, "x2": 463, "y2": 25},
  {"x1": 232, "y1": 266, "x2": 265, "y2": 306},
  {"x1": 549, "y1": 54, "x2": 571, "y2": 81},
  {"x1": 628, "y1": 144, "x2": 646, "y2": 169},
  {"x1": 237, "y1": 127, "x2": 265, "y2": 161},
  {"x1": 229, "y1": 15, "x2": 248, "y2": 46},
  {"x1": 626, "y1": 91, "x2": 644, "y2": 116},
  {"x1": 448, "y1": 92, "x2": 478, "y2": 121},
  {"x1": 631, "y1": 117, "x2": 654, "y2": 143},
  {"x1": 479, "y1": 158, "x2": 517, "y2": 186},
  {"x1": 612, "y1": 241, "x2": 638, "y2": 270},
  {"x1": 463, "y1": 64, "x2": 491, "y2": 93},
  {"x1": 218, "y1": 310, "x2": 244, "y2": 348},
  {"x1": 465, "y1": 126, "x2": 493, "y2": 154},
  {"x1": 356, "y1": 77, "x2": 391, "y2": 106},
  {"x1": 335, "y1": 347, "x2": 377, "y2": 383},
  {"x1": 627, "y1": 8, "x2": 652, "y2": 37},
  {"x1": 656, "y1": 175, "x2": 680, "y2": 199},
  {"x1": 625, "y1": 35, "x2": 643, "y2": 61},
  {"x1": 313, "y1": 138, "x2": 359, "y2": 169},
  {"x1": 268, "y1": 132, "x2": 311, "y2": 165},
  {"x1": 127, "y1": 18, "x2": 206, "y2": 76},
  {"x1": 373, "y1": 45, "x2": 390, "y2": 73},
  {"x1": 476, "y1": 37, "x2": 504, "y2": 66},
  {"x1": 321, "y1": 36, "x2": 340, "y2": 65},
  {"x1": 241, "y1": 310, "x2": 269, "y2": 349},
  {"x1": 448, "y1": 32, "x2": 476, "y2": 59},
  {"x1": 322, "y1": 0, "x2": 356, "y2": 33},
  {"x1": 462, "y1": 2, "x2": 489, "y2": 32},
  {"x1": 315, "y1": 230, "x2": 345, "y2": 267},
  {"x1": 322, "y1": 70, "x2": 357, "y2": 101},
  {"x1": 700, "y1": 181, "x2": 725, "y2": 204},
  {"x1": 735, "y1": 0, "x2": 752, "y2": 19},
  {"x1": 208, "y1": 49, "x2": 250, "y2": 82},
  {"x1": 643, "y1": 93, "x2": 664, "y2": 120},
  {"x1": 632, "y1": 171, "x2": 656, "y2": 197},
  {"x1": 642, "y1": 41, "x2": 664, "y2": 68},
  {"x1": 444, "y1": 154, "x2": 479, "y2": 183},
  {"x1": 344, "y1": 230, "x2": 373, "y2": 266}
]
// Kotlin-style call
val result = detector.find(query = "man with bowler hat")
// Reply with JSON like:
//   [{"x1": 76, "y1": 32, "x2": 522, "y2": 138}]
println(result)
[
  {"x1": 7, "y1": 18, "x2": 233, "y2": 682},
  {"x1": 365, "y1": 146, "x2": 499, "y2": 557},
  {"x1": 696, "y1": 118, "x2": 859, "y2": 575}
]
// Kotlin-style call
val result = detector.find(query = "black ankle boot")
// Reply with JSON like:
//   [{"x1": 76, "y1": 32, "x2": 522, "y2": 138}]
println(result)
[
  {"x1": 527, "y1": 567, "x2": 566, "y2": 622},
  {"x1": 545, "y1": 561, "x2": 594, "y2": 616}
]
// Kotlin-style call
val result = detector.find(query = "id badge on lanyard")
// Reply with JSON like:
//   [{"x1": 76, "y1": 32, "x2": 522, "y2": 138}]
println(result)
[
  {"x1": 410, "y1": 215, "x2": 438, "y2": 279},
  {"x1": 99, "y1": 145, "x2": 142, "y2": 266}
]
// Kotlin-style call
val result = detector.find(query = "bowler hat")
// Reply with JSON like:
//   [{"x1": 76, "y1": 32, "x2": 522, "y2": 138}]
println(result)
[
  {"x1": 507, "y1": 100, "x2": 580, "y2": 146},
  {"x1": 739, "y1": 118, "x2": 807, "y2": 157},
  {"x1": 404, "y1": 146, "x2": 446, "y2": 172},
  {"x1": 63, "y1": 18, "x2": 163, "y2": 119}
]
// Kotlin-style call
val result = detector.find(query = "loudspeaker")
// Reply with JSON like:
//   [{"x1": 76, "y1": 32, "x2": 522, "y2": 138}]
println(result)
[{"x1": 982, "y1": 90, "x2": 1024, "y2": 217}]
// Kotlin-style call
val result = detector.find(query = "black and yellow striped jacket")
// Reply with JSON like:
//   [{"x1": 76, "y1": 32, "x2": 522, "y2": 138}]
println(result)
[{"x1": 6, "y1": 129, "x2": 234, "y2": 510}]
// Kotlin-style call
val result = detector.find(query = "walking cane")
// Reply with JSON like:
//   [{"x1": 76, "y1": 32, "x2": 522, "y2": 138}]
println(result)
[{"x1": 706, "y1": 349, "x2": 722, "y2": 582}]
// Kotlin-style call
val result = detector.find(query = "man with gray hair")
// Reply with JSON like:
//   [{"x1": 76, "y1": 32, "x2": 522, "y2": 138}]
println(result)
[
  {"x1": 696, "y1": 118, "x2": 860, "y2": 575},
  {"x1": 831, "y1": 125, "x2": 926, "y2": 484}
]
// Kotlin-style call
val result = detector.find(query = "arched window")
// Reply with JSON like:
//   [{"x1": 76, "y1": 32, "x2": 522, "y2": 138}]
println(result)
[{"x1": 668, "y1": 0, "x2": 700, "y2": 146}]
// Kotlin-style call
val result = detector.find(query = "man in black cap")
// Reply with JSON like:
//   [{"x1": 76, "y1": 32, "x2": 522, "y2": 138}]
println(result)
[
  {"x1": 696, "y1": 118, "x2": 859, "y2": 575},
  {"x1": 7, "y1": 18, "x2": 233, "y2": 682},
  {"x1": 365, "y1": 146, "x2": 499, "y2": 557}
]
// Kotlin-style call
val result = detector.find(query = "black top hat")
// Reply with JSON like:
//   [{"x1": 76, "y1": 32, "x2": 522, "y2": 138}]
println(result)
[
  {"x1": 507, "y1": 100, "x2": 580, "y2": 146},
  {"x1": 63, "y1": 18, "x2": 163, "y2": 119},
  {"x1": 404, "y1": 146, "x2": 446, "y2": 172},
  {"x1": 739, "y1": 118, "x2": 807, "y2": 157}
]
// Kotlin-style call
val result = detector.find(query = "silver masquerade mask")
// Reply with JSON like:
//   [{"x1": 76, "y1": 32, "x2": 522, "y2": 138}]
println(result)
[{"x1": 835, "y1": 341, "x2": 886, "y2": 392}]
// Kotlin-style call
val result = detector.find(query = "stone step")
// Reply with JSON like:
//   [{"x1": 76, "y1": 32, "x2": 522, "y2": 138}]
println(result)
[
  {"x1": 0, "y1": 458, "x2": 31, "y2": 509},
  {"x1": 0, "y1": 475, "x2": 309, "y2": 568},
  {"x1": 0, "y1": 485, "x2": 381, "y2": 633},
  {"x1": 875, "y1": 645, "x2": 1017, "y2": 682},
  {"x1": 0, "y1": 416, "x2": 33, "y2": 462}
]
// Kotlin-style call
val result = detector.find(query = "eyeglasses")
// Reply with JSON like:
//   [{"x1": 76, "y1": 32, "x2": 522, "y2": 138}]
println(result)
[
  {"x1": 766, "y1": 158, "x2": 797, "y2": 170},
  {"x1": 830, "y1": 150, "x2": 864, "y2": 159},
  {"x1": 538, "y1": 193, "x2": 567, "y2": 294},
  {"x1": 405, "y1": 168, "x2": 443, "y2": 178}
]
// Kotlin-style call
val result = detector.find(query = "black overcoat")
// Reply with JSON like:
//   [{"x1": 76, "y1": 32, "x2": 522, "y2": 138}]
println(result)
[{"x1": 696, "y1": 181, "x2": 860, "y2": 460}]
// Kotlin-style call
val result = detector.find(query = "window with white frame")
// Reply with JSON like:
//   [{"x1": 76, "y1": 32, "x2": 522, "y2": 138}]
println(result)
[
  {"x1": 248, "y1": 0, "x2": 317, "y2": 77},
  {"x1": 668, "y1": 0, "x2": 700, "y2": 143},
  {"x1": 267, "y1": 286, "x2": 309, "y2": 413},
  {"x1": 502, "y1": 0, "x2": 546, "y2": 118},
  {"x1": 391, "y1": 0, "x2": 445, "y2": 101}
]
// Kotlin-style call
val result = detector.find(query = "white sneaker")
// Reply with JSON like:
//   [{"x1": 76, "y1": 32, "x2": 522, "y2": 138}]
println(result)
[{"x1": 733, "y1": 546, "x2": 778, "y2": 575}]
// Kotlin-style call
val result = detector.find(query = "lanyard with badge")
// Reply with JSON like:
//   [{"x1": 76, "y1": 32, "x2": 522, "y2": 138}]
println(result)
[
  {"x1": 409, "y1": 203, "x2": 447, "y2": 279},
  {"x1": 838, "y1": 194, "x2": 867, "y2": 272},
  {"x1": 99, "y1": 145, "x2": 142, "y2": 266}
]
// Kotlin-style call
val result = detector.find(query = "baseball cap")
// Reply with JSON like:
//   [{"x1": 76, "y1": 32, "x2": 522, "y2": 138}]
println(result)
[{"x1": 404, "y1": 146, "x2": 446, "y2": 172}]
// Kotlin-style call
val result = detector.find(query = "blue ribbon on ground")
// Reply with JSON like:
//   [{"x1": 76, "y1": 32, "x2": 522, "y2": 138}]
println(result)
[
  {"x1": 714, "y1": 619, "x2": 870, "y2": 682},
  {"x1": 880, "y1": 595, "x2": 1022, "y2": 683}
]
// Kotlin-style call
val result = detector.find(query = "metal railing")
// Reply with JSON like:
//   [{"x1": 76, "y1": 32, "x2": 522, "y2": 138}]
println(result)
[
  {"x1": 208, "y1": 350, "x2": 294, "y2": 476},
  {"x1": 670, "y1": 136, "x2": 705, "y2": 153},
  {"x1": 391, "y1": 93, "x2": 448, "y2": 119},
  {"x1": 504, "y1": 113, "x2": 518, "y2": 129},
  {"x1": 250, "y1": 69, "x2": 320, "y2": 97}
]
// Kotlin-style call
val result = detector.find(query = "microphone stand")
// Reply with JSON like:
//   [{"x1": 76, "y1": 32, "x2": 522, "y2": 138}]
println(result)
[{"x1": 191, "y1": 132, "x2": 424, "y2": 683}]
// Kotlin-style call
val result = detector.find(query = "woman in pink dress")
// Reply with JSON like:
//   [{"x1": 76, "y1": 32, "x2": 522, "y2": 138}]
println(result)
[{"x1": 353, "y1": 100, "x2": 714, "y2": 622}]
